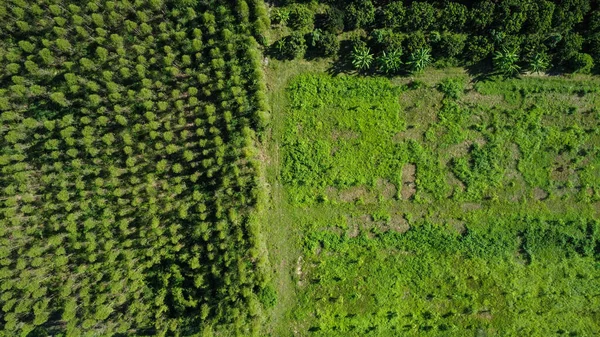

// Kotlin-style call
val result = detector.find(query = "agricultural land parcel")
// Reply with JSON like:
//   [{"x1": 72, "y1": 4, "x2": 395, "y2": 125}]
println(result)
[{"x1": 262, "y1": 63, "x2": 600, "y2": 337}]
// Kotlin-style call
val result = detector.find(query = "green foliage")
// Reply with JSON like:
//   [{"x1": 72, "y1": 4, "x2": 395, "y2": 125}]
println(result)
[
  {"x1": 376, "y1": 49, "x2": 402, "y2": 74},
  {"x1": 406, "y1": 1, "x2": 437, "y2": 31},
  {"x1": 437, "y1": 78, "x2": 465, "y2": 100},
  {"x1": 266, "y1": 0, "x2": 598, "y2": 75},
  {"x1": 408, "y1": 48, "x2": 432, "y2": 73},
  {"x1": 528, "y1": 52, "x2": 549, "y2": 74},
  {"x1": 350, "y1": 45, "x2": 374, "y2": 71},
  {"x1": 465, "y1": 35, "x2": 493, "y2": 63},
  {"x1": 271, "y1": 8, "x2": 289, "y2": 25},
  {"x1": 282, "y1": 75, "x2": 405, "y2": 203},
  {"x1": 323, "y1": 6, "x2": 344, "y2": 34},
  {"x1": 344, "y1": 0, "x2": 375, "y2": 30},
  {"x1": 275, "y1": 31, "x2": 306, "y2": 59},
  {"x1": 493, "y1": 48, "x2": 521, "y2": 77},
  {"x1": 287, "y1": 4, "x2": 313, "y2": 31},
  {"x1": 312, "y1": 31, "x2": 340, "y2": 57},
  {"x1": 379, "y1": 1, "x2": 405, "y2": 30},
  {"x1": 276, "y1": 72, "x2": 600, "y2": 336},
  {"x1": 569, "y1": 52, "x2": 594, "y2": 74},
  {"x1": 436, "y1": 33, "x2": 466, "y2": 59}
]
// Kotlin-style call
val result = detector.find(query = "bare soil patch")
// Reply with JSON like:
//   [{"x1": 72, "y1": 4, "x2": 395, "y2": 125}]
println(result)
[
  {"x1": 401, "y1": 164, "x2": 417, "y2": 200},
  {"x1": 461, "y1": 203, "x2": 482, "y2": 211},
  {"x1": 339, "y1": 186, "x2": 372, "y2": 203},
  {"x1": 375, "y1": 178, "x2": 397, "y2": 200},
  {"x1": 533, "y1": 187, "x2": 548, "y2": 201}
]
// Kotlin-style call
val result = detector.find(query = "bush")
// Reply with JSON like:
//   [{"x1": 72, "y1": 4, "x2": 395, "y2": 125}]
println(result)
[
  {"x1": 408, "y1": 48, "x2": 432, "y2": 73},
  {"x1": 351, "y1": 45, "x2": 374, "y2": 71},
  {"x1": 344, "y1": 0, "x2": 375, "y2": 30},
  {"x1": 436, "y1": 33, "x2": 466, "y2": 59},
  {"x1": 465, "y1": 35, "x2": 493, "y2": 63},
  {"x1": 437, "y1": 78, "x2": 465, "y2": 99},
  {"x1": 404, "y1": 30, "x2": 427, "y2": 54},
  {"x1": 379, "y1": 1, "x2": 405, "y2": 30},
  {"x1": 370, "y1": 29, "x2": 404, "y2": 52},
  {"x1": 471, "y1": 0, "x2": 495, "y2": 31},
  {"x1": 586, "y1": 33, "x2": 600, "y2": 63},
  {"x1": 270, "y1": 8, "x2": 289, "y2": 25},
  {"x1": 440, "y1": 2, "x2": 468, "y2": 32},
  {"x1": 287, "y1": 4, "x2": 313, "y2": 31},
  {"x1": 555, "y1": 32, "x2": 583, "y2": 65},
  {"x1": 314, "y1": 31, "x2": 340, "y2": 57},
  {"x1": 569, "y1": 52, "x2": 594, "y2": 74},
  {"x1": 406, "y1": 2, "x2": 437, "y2": 31},
  {"x1": 323, "y1": 7, "x2": 344, "y2": 34},
  {"x1": 274, "y1": 31, "x2": 306, "y2": 59}
]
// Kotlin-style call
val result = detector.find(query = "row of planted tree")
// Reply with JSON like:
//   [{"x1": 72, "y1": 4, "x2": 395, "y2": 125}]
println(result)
[
  {"x1": 0, "y1": 0, "x2": 270, "y2": 336},
  {"x1": 270, "y1": 0, "x2": 600, "y2": 76}
]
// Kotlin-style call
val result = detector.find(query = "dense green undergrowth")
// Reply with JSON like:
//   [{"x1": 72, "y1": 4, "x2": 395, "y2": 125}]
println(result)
[{"x1": 276, "y1": 72, "x2": 600, "y2": 336}]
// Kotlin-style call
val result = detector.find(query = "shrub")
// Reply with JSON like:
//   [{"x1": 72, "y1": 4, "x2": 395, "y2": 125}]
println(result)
[
  {"x1": 288, "y1": 4, "x2": 313, "y2": 31},
  {"x1": 471, "y1": 0, "x2": 495, "y2": 31},
  {"x1": 404, "y1": 31, "x2": 427, "y2": 54},
  {"x1": 586, "y1": 33, "x2": 600, "y2": 63},
  {"x1": 437, "y1": 78, "x2": 465, "y2": 99},
  {"x1": 314, "y1": 31, "x2": 340, "y2": 57},
  {"x1": 406, "y1": 2, "x2": 437, "y2": 31},
  {"x1": 569, "y1": 52, "x2": 594, "y2": 74},
  {"x1": 528, "y1": 52, "x2": 549, "y2": 74},
  {"x1": 274, "y1": 31, "x2": 306, "y2": 59},
  {"x1": 370, "y1": 29, "x2": 404, "y2": 52},
  {"x1": 323, "y1": 7, "x2": 344, "y2": 34},
  {"x1": 379, "y1": 1, "x2": 405, "y2": 29},
  {"x1": 465, "y1": 35, "x2": 493, "y2": 63},
  {"x1": 440, "y1": 2, "x2": 468, "y2": 32},
  {"x1": 270, "y1": 8, "x2": 289, "y2": 25},
  {"x1": 436, "y1": 33, "x2": 466, "y2": 59},
  {"x1": 344, "y1": 0, "x2": 375, "y2": 30},
  {"x1": 555, "y1": 32, "x2": 583, "y2": 65},
  {"x1": 493, "y1": 48, "x2": 521, "y2": 77}
]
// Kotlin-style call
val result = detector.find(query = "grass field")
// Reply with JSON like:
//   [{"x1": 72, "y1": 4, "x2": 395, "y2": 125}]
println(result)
[{"x1": 260, "y1": 59, "x2": 600, "y2": 337}]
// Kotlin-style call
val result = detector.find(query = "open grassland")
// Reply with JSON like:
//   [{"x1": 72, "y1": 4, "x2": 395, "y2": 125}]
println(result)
[{"x1": 262, "y1": 62, "x2": 600, "y2": 336}]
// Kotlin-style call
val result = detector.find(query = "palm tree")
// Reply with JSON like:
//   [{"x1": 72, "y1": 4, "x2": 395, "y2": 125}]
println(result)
[
  {"x1": 377, "y1": 49, "x2": 403, "y2": 74},
  {"x1": 493, "y1": 48, "x2": 521, "y2": 77},
  {"x1": 408, "y1": 48, "x2": 432, "y2": 73},
  {"x1": 528, "y1": 52, "x2": 549, "y2": 74},
  {"x1": 351, "y1": 46, "x2": 374, "y2": 71}
]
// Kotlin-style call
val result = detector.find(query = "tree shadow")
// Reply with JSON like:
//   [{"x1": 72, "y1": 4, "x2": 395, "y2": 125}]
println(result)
[
  {"x1": 325, "y1": 39, "x2": 355, "y2": 76},
  {"x1": 464, "y1": 59, "x2": 494, "y2": 83}
]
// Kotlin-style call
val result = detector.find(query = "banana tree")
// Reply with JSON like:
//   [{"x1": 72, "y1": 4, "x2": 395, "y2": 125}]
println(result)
[
  {"x1": 493, "y1": 48, "x2": 521, "y2": 77},
  {"x1": 351, "y1": 45, "x2": 374, "y2": 71},
  {"x1": 528, "y1": 52, "x2": 549, "y2": 74},
  {"x1": 377, "y1": 49, "x2": 403, "y2": 74},
  {"x1": 408, "y1": 48, "x2": 432, "y2": 73}
]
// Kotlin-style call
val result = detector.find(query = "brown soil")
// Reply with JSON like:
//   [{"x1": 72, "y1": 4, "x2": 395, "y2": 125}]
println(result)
[
  {"x1": 401, "y1": 164, "x2": 417, "y2": 200},
  {"x1": 375, "y1": 178, "x2": 397, "y2": 201},
  {"x1": 339, "y1": 186, "x2": 371, "y2": 203},
  {"x1": 533, "y1": 187, "x2": 548, "y2": 201}
]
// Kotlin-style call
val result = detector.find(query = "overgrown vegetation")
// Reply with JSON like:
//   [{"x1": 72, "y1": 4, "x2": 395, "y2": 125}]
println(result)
[
  {"x1": 0, "y1": 0, "x2": 270, "y2": 335},
  {"x1": 274, "y1": 72, "x2": 600, "y2": 336}
]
